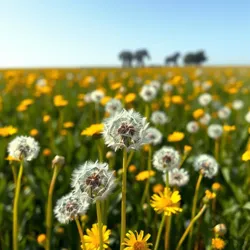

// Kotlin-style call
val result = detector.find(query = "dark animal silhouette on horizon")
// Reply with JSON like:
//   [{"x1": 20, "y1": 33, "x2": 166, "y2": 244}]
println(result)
[{"x1": 165, "y1": 52, "x2": 181, "y2": 66}]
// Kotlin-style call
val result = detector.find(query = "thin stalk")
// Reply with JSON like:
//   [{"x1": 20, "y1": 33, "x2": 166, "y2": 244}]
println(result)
[
  {"x1": 164, "y1": 216, "x2": 172, "y2": 250},
  {"x1": 11, "y1": 164, "x2": 17, "y2": 185},
  {"x1": 187, "y1": 173, "x2": 203, "y2": 250},
  {"x1": 126, "y1": 151, "x2": 134, "y2": 168},
  {"x1": 13, "y1": 160, "x2": 24, "y2": 250},
  {"x1": 154, "y1": 215, "x2": 166, "y2": 250},
  {"x1": 96, "y1": 200, "x2": 103, "y2": 250},
  {"x1": 176, "y1": 205, "x2": 207, "y2": 250},
  {"x1": 145, "y1": 103, "x2": 150, "y2": 120},
  {"x1": 46, "y1": 166, "x2": 60, "y2": 250},
  {"x1": 120, "y1": 149, "x2": 128, "y2": 250},
  {"x1": 97, "y1": 140, "x2": 104, "y2": 162},
  {"x1": 75, "y1": 217, "x2": 86, "y2": 250},
  {"x1": 95, "y1": 103, "x2": 100, "y2": 123},
  {"x1": 140, "y1": 146, "x2": 152, "y2": 206},
  {"x1": 214, "y1": 139, "x2": 219, "y2": 162}
]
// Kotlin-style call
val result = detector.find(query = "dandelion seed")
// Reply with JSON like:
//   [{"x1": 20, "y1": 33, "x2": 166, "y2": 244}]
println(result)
[
  {"x1": 165, "y1": 168, "x2": 190, "y2": 187},
  {"x1": 150, "y1": 111, "x2": 169, "y2": 125},
  {"x1": 207, "y1": 124, "x2": 223, "y2": 139},
  {"x1": 139, "y1": 85, "x2": 157, "y2": 102},
  {"x1": 145, "y1": 127, "x2": 163, "y2": 145}
]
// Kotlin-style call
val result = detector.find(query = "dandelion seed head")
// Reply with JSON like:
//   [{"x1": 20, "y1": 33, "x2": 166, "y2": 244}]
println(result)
[
  {"x1": 103, "y1": 109, "x2": 149, "y2": 151},
  {"x1": 153, "y1": 146, "x2": 180, "y2": 173},
  {"x1": 186, "y1": 121, "x2": 199, "y2": 133},
  {"x1": 198, "y1": 93, "x2": 212, "y2": 106},
  {"x1": 194, "y1": 154, "x2": 219, "y2": 178},
  {"x1": 145, "y1": 127, "x2": 163, "y2": 145},
  {"x1": 139, "y1": 85, "x2": 157, "y2": 102},
  {"x1": 7, "y1": 136, "x2": 40, "y2": 161},
  {"x1": 151, "y1": 111, "x2": 169, "y2": 125},
  {"x1": 105, "y1": 99, "x2": 123, "y2": 116},
  {"x1": 166, "y1": 168, "x2": 190, "y2": 187},
  {"x1": 71, "y1": 161, "x2": 116, "y2": 201},
  {"x1": 218, "y1": 106, "x2": 231, "y2": 120},
  {"x1": 54, "y1": 192, "x2": 89, "y2": 224},
  {"x1": 207, "y1": 124, "x2": 223, "y2": 139}
]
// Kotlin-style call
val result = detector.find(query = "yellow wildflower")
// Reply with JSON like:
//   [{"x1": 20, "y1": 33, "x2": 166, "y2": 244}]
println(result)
[
  {"x1": 223, "y1": 125, "x2": 236, "y2": 132},
  {"x1": 212, "y1": 238, "x2": 225, "y2": 250},
  {"x1": 53, "y1": 95, "x2": 68, "y2": 107},
  {"x1": 43, "y1": 115, "x2": 51, "y2": 123},
  {"x1": 63, "y1": 122, "x2": 74, "y2": 128},
  {"x1": 168, "y1": 132, "x2": 185, "y2": 142},
  {"x1": 171, "y1": 95, "x2": 184, "y2": 104},
  {"x1": 205, "y1": 190, "x2": 216, "y2": 200},
  {"x1": 150, "y1": 188, "x2": 182, "y2": 216},
  {"x1": 123, "y1": 230, "x2": 152, "y2": 250},
  {"x1": 83, "y1": 223, "x2": 111, "y2": 250},
  {"x1": 0, "y1": 126, "x2": 18, "y2": 137},
  {"x1": 30, "y1": 129, "x2": 39, "y2": 137},
  {"x1": 242, "y1": 150, "x2": 250, "y2": 161},
  {"x1": 136, "y1": 170, "x2": 155, "y2": 181},
  {"x1": 212, "y1": 182, "x2": 221, "y2": 192},
  {"x1": 125, "y1": 93, "x2": 136, "y2": 103},
  {"x1": 81, "y1": 124, "x2": 104, "y2": 136},
  {"x1": 128, "y1": 165, "x2": 137, "y2": 173},
  {"x1": 37, "y1": 234, "x2": 46, "y2": 246},
  {"x1": 153, "y1": 184, "x2": 164, "y2": 194},
  {"x1": 193, "y1": 109, "x2": 205, "y2": 119}
]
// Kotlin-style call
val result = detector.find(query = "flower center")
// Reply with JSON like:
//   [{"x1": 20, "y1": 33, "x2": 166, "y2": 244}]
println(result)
[
  {"x1": 162, "y1": 197, "x2": 173, "y2": 207},
  {"x1": 118, "y1": 123, "x2": 136, "y2": 136},
  {"x1": 86, "y1": 173, "x2": 101, "y2": 189},
  {"x1": 163, "y1": 155, "x2": 172, "y2": 165},
  {"x1": 134, "y1": 241, "x2": 147, "y2": 250}
]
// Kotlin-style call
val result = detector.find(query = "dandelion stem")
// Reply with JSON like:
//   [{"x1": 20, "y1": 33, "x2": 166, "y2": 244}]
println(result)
[
  {"x1": 165, "y1": 216, "x2": 172, "y2": 250},
  {"x1": 140, "y1": 146, "x2": 152, "y2": 206},
  {"x1": 11, "y1": 164, "x2": 17, "y2": 185},
  {"x1": 75, "y1": 217, "x2": 86, "y2": 250},
  {"x1": 187, "y1": 173, "x2": 203, "y2": 250},
  {"x1": 45, "y1": 165, "x2": 60, "y2": 250},
  {"x1": 97, "y1": 140, "x2": 104, "y2": 162},
  {"x1": 13, "y1": 160, "x2": 24, "y2": 250},
  {"x1": 96, "y1": 200, "x2": 103, "y2": 250},
  {"x1": 120, "y1": 149, "x2": 128, "y2": 250},
  {"x1": 126, "y1": 151, "x2": 134, "y2": 168},
  {"x1": 215, "y1": 139, "x2": 220, "y2": 162},
  {"x1": 176, "y1": 205, "x2": 207, "y2": 250},
  {"x1": 154, "y1": 214, "x2": 166, "y2": 250}
]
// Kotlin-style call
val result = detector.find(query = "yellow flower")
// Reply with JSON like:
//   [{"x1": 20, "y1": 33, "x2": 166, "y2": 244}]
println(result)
[
  {"x1": 153, "y1": 184, "x2": 164, "y2": 193},
  {"x1": 242, "y1": 150, "x2": 250, "y2": 161},
  {"x1": 43, "y1": 148, "x2": 52, "y2": 156},
  {"x1": 168, "y1": 132, "x2": 185, "y2": 142},
  {"x1": 193, "y1": 109, "x2": 205, "y2": 119},
  {"x1": 136, "y1": 170, "x2": 155, "y2": 181},
  {"x1": 100, "y1": 96, "x2": 112, "y2": 106},
  {"x1": 125, "y1": 93, "x2": 136, "y2": 103},
  {"x1": 30, "y1": 129, "x2": 39, "y2": 137},
  {"x1": 81, "y1": 124, "x2": 104, "y2": 136},
  {"x1": 60, "y1": 129, "x2": 68, "y2": 136},
  {"x1": 128, "y1": 165, "x2": 137, "y2": 173},
  {"x1": 37, "y1": 234, "x2": 46, "y2": 246},
  {"x1": 43, "y1": 115, "x2": 51, "y2": 123},
  {"x1": 21, "y1": 99, "x2": 34, "y2": 106},
  {"x1": 16, "y1": 104, "x2": 27, "y2": 112},
  {"x1": 53, "y1": 95, "x2": 68, "y2": 107},
  {"x1": 0, "y1": 126, "x2": 18, "y2": 137},
  {"x1": 5, "y1": 155, "x2": 20, "y2": 162},
  {"x1": 184, "y1": 145, "x2": 192, "y2": 154},
  {"x1": 205, "y1": 190, "x2": 216, "y2": 200},
  {"x1": 171, "y1": 95, "x2": 184, "y2": 104},
  {"x1": 123, "y1": 230, "x2": 152, "y2": 250},
  {"x1": 212, "y1": 182, "x2": 221, "y2": 192},
  {"x1": 212, "y1": 238, "x2": 225, "y2": 249},
  {"x1": 150, "y1": 188, "x2": 182, "y2": 216},
  {"x1": 83, "y1": 223, "x2": 111, "y2": 250},
  {"x1": 223, "y1": 125, "x2": 236, "y2": 132},
  {"x1": 63, "y1": 122, "x2": 74, "y2": 128},
  {"x1": 111, "y1": 82, "x2": 122, "y2": 90}
]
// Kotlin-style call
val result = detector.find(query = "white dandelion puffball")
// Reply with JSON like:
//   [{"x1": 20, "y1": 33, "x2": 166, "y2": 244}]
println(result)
[
  {"x1": 84, "y1": 93, "x2": 92, "y2": 103},
  {"x1": 90, "y1": 90, "x2": 105, "y2": 103},
  {"x1": 245, "y1": 111, "x2": 250, "y2": 123},
  {"x1": 207, "y1": 124, "x2": 223, "y2": 139},
  {"x1": 194, "y1": 154, "x2": 218, "y2": 178},
  {"x1": 153, "y1": 146, "x2": 180, "y2": 173},
  {"x1": 54, "y1": 192, "x2": 89, "y2": 224},
  {"x1": 232, "y1": 100, "x2": 244, "y2": 110},
  {"x1": 139, "y1": 84, "x2": 157, "y2": 102},
  {"x1": 186, "y1": 121, "x2": 199, "y2": 133},
  {"x1": 151, "y1": 111, "x2": 169, "y2": 125},
  {"x1": 199, "y1": 113, "x2": 211, "y2": 125},
  {"x1": 165, "y1": 168, "x2": 190, "y2": 187},
  {"x1": 198, "y1": 93, "x2": 212, "y2": 106},
  {"x1": 103, "y1": 109, "x2": 149, "y2": 151},
  {"x1": 162, "y1": 82, "x2": 173, "y2": 93},
  {"x1": 36, "y1": 78, "x2": 47, "y2": 87},
  {"x1": 105, "y1": 99, "x2": 123, "y2": 115},
  {"x1": 201, "y1": 81, "x2": 212, "y2": 91},
  {"x1": 149, "y1": 80, "x2": 161, "y2": 90},
  {"x1": 71, "y1": 161, "x2": 115, "y2": 201},
  {"x1": 218, "y1": 107, "x2": 231, "y2": 120},
  {"x1": 145, "y1": 127, "x2": 163, "y2": 146},
  {"x1": 7, "y1": 136, "x2": 40, "y2": 161}
]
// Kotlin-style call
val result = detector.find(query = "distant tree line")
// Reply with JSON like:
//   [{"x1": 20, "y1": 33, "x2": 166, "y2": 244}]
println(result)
[{"x1": 118, "y1": 49, "x2": 207, "y2": 67}]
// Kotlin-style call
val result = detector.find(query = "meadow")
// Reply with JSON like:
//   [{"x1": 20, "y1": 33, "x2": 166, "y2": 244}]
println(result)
[{"x1": 0, "y1": 66, "x2": 250, "y2": 250}]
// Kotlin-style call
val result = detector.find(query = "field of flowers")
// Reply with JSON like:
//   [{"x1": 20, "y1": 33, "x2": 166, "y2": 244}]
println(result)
[{"x1": 0, "y1": 66, "x2": 250, "y2": 250}]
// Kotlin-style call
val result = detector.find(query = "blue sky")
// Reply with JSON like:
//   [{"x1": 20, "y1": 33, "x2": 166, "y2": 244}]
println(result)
[{"x1": 0, "y1": 0, "x2": 249, "y2": 67}]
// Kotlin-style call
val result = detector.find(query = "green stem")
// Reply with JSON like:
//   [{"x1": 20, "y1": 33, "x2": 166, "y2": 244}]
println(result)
[
  {"x1": 187, "y1": 173, "x2": 203, "y2": 250},
  {"x1": 120, "y1": 149, "x2": 128, "y2": 250},
  {"x1": 140, "y1": 146, "x2": 152, "y2": 206},
  {"x1": 126, "y1": 151, "x2": 134, "y2": 168},
  {"x1": 215, "y1": 139, "x2": 220, "y2": 162},
  {"x1": 46, "y1": 166, "x2": 60, "y2": 250},
  {"x1": 165, "y1": 216, "x2": 172, "y2": 250},
  {"x1": 75, "y1": 217, "x2": 86, "y2": 250},
  {"x1": 145, "y1": 103, "x2": 150, "y2": 120},
  {"x1": 96, "y1": 200, "x2": 103, "y2": 250},
  {"x1": 97, "y1": 140, "x2": 104, "y2": 162},
  {"x1": 13, "y1": 160, "x2": 24, "y2": 250},
  {"x1": 176, "y1": 205, "x2": 207, "y2": 250},
  {"x1": 154, "y1": 215, "x2": 166, "y2": 250}
]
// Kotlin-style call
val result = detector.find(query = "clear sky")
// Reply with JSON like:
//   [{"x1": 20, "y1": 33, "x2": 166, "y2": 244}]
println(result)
[{"x1": 0, "y1": 0, "x2": 249, "y2": 67}]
